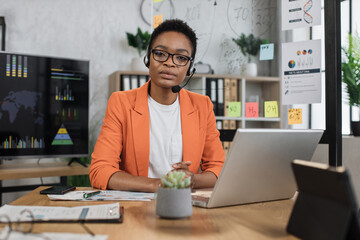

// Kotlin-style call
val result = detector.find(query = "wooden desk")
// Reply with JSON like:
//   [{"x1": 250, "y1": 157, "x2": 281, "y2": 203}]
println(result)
[
  {"x1": 8, "y1": 187, "x2": 299, "y2": 240},
  {"x1": 0, "y1": 162, "x2": 89, "y2": 203},
  {"x1": 0, "y1": 162, "x2": 89, "y2": 180}
]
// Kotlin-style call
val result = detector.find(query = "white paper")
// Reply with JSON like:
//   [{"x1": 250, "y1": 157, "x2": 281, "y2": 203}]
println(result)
[
  {"x1": 0, "y1": 227, "x2": 108, "y2": 240},
  {"x1": 282, "y1": 0, "x2": 321, "y2": 30},
  {"x1": 48, "y1": 190, "x2": 156, "y2": 201},
  {"x1": 0, "y1": 203, "x2": 120, "y2": 222},
  {"x1": 282, "y1": 40, "x2": 322, "y2": 105}
]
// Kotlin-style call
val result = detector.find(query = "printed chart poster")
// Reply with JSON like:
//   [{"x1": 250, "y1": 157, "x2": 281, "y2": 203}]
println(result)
[
  {"x1": 282, "y1": 40, "x2": 321, "y2": 105},
  {"x1": 282, "y1": 0, "x2": 321, "y2": 30}
]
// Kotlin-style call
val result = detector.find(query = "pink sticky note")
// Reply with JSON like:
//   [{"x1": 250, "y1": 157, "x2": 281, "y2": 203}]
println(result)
[{"x1": 246, "y1": 102, "x2": 259, "y2": 118}]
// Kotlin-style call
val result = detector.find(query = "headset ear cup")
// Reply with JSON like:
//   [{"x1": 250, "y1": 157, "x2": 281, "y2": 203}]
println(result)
[
  {"x1": 144, "y1": 48, "x2": 151, "y2": 68},
  {"x1": 143, "y1": 55, "x2": 150, "y2": 68},
  {"x1": 187, "y1": 61, "x2": 194, "y2": 76}
]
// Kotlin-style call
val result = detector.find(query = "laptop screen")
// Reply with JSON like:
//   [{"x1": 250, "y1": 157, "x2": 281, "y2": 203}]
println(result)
[{"x1": 207, "y1": 128, "x2": 323, "y2": 208}]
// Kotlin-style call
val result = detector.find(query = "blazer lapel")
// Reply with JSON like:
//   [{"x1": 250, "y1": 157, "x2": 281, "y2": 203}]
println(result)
[
  {"x1": 180, "y1": 90, "x2": 199, "y2": 166},
  {"x1": 131, "y1": 82, "x2": 150, "y2": 177}
]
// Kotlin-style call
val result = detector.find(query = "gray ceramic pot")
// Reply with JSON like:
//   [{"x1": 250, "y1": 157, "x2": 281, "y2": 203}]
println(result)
[{"x1": 155, "y1": 187, "x2": 192, "y2": 219}]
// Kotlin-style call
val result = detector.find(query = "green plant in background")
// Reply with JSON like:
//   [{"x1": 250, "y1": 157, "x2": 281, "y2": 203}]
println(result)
[
  {"x1": 232, "y1": 33, "x2": 268, "y2": 63},
  {"x1": 66, "y1": 155, "x2": 92, "y2": 187},
  {"x1": 161, "y1": 171, "x2": 191, "y2": 189},
  {"x1": 126, "y1": 27, "x2": 151, "y2": 57},
  {"x1": 342, "y1": 32, "x2": 360, "y2": 107}
]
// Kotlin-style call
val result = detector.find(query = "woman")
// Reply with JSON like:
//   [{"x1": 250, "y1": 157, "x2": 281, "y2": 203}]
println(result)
[{"x1": 89, "y1": 19, "x2": 224, "y2": 192}]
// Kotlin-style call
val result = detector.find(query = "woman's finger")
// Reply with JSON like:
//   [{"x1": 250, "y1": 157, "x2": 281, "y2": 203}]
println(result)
[{"x1": 172, "y1": 161, "x2": 192, "y2": 169}]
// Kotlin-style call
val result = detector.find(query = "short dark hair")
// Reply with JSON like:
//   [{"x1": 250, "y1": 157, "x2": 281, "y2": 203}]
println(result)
[{"x1": 148, "y1": 19, "x2": 197, "y2": 59}]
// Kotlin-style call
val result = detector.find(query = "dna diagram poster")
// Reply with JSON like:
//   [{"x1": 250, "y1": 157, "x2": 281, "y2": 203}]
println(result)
[
  {"x1": 282, "y1": 0, "x2": 321, "y2": 30},
  {"x1": 282, "y1": 40, "x2": 322, "y2": 105}
]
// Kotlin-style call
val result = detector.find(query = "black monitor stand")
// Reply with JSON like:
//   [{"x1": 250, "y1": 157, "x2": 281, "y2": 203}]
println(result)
[{"x1": 68, "y1": 158, "x2": 88, "y2": 167}]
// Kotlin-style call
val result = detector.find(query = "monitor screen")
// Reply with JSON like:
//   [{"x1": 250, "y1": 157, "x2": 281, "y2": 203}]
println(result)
[{"x1": 0, "y1": 52, "x2": 89, "y2": 159}]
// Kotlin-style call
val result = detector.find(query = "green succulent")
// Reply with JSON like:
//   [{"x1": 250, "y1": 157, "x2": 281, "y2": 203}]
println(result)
[
  {"x1": 232, "y1": 33, "x2": 268, "y2": 63},
  {"x1": 126, "y1": 27, "x2": 151, "y2": 57},
  {"x1": 342, "y1": 32, "x2": 360, "y2": 107},
  {"x1": 161, "y1": 171, "x2": 191, "y2": 189}
]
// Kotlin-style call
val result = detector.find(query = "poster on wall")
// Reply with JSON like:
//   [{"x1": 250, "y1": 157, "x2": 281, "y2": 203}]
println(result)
[
  {"x1": 282, "y1": 39, "x2": 321, "y2": 105},
  {"x1": 282, "y1": 0, "x2": 321, "y2": 30}
]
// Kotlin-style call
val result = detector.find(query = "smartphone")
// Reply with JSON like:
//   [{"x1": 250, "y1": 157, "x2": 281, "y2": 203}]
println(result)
[{"x1": 40, "y1": 186, "x2": 76, "y2": 195}]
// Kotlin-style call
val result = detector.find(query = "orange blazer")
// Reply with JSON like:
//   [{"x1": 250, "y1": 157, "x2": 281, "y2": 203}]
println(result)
[{"x1": 89, "y1": 80, "x2": 225, "y2": 189}]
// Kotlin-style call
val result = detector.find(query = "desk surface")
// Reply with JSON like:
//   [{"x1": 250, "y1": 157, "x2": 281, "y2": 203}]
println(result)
[{"x1": 7, "y1": 187, "x2": 299, "y2": 240}]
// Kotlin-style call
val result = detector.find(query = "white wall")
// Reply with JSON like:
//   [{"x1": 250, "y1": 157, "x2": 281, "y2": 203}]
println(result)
[
  {"x1": 0, "y1": 0, "x2": 151, "y2": 135},
  {"x1": 0, "y1": 0, "x2": 151, "y2": 204}
]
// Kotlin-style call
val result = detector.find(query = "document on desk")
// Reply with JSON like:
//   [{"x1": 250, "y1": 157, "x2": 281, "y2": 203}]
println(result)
[
  {"x1": 0, "y1": 203, "x2": 122, "y2": 223},
  {"x1": 47, "y1": 190, "x2": 155, "y2": 201},
  {"x1": 0, "y1": 227, "x2": 108, "y2": 240}
]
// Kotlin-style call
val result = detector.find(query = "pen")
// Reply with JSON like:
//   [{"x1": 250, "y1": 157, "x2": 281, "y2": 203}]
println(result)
[{"x1": 83, "y1": 191, "x2": 101, "y2": 199}]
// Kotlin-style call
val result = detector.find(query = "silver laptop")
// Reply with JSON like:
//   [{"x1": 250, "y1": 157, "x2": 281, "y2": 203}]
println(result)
[{"x1": 192, "y1": 128, "x2": 324, "y2": 208}]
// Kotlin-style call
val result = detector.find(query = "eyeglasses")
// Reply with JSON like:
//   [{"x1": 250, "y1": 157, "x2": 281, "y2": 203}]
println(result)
[
  {"x1": 0, "y1": 209, "x2": 95, "y2": 240},
  {"x1": 0, "y1": 209, "x2": 35, "y2": 240},
  {"x1": 151, "y1": 49, "x2": 192, "y2": 66}
]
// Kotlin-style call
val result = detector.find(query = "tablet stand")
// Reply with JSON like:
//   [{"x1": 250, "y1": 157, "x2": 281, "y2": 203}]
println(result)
[{"x1": 287, "y1": 192, "x2": 360, "y2": 239}]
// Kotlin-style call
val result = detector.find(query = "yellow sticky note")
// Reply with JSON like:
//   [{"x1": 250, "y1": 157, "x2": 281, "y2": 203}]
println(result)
[
  {"x1": 288, "y1": 108, "x2": 302, "y2": 125},
  {"x1": 154, "y1": 0, "x2": 163, "y2": 2},
  {"x1": 153, "y1": 14, "x2": 163, "y2": 29},
  {"x1": 264, "y1": 101, "x2": 278, "y2": 118},
  {"x1": 228, "y1": 102, "x2": 241, "y2": 117}
]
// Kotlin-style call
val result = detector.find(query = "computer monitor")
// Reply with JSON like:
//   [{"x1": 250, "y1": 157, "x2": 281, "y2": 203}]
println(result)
[{"x1": 0, "y1": 52, "x2": 89, "y2": 159}]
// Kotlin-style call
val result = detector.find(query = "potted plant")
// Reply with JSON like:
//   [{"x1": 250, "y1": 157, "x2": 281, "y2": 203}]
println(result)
[
  {"x1": 126, "y1": 27, "x2": 150, "y2": 71},
  {"x1": 232, "y1": 33, "x2": 267, "y2": 77},
  {"x1": 155, "y1": 171, "x2": 192, "y2": 219},
  {"x1": 342, "y1": 32, "x2": 360, "y2": 136}
]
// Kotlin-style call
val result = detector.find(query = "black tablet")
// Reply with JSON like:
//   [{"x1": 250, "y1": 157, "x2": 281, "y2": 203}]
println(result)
[
  {"x1": 40, "y1": 186, "x2": 76, "y2": 195},
  {"x1": 287, "y1": 160, "x2": 360, "y2": 240}
]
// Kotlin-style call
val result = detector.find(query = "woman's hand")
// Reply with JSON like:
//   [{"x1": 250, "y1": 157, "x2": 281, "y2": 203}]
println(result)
[{"x1": 171, "y1": 161, "x2": 195, "y2": 187}]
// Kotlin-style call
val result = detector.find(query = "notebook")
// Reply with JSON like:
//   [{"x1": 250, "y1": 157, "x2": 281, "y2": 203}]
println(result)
[
  {"x1": 0, "y1": 203, "x2": 123, "y2": 223},
  {"x1": 192, "y1": 128, "x2": 323, "y2": 208}
]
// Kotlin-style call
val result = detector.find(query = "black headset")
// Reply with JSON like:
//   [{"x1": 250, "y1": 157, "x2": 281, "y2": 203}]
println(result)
[{"x1": 143, "y1": 48, "x2": 195, "y2": 76}]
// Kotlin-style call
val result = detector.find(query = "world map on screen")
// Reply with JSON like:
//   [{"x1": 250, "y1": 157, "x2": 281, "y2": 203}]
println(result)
[{"x1": 0, "y1": 90, "x2": 44, "y2": 124}]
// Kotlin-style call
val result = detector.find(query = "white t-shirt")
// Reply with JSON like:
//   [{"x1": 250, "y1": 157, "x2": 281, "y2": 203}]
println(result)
[{"x1": 147, "y1": 95, "x2": 183, "y2": 178}]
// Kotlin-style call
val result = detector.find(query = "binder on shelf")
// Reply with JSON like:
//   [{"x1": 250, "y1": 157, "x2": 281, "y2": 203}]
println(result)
[
  {"x1": 223, "y1": 141, "x2": 230, "y2": 156},
  {"x1": 222, "y1": 119, "x2": 229, "y2": 130},
  {"x1": 139, "y1": 75, "x2": 147, "y2": 87},
  {"x1": 222, "y1": 78, "x2": 231, "y2": 156},
  {"x1": 217, "y1": 78, "x2": 224, "y2": 117},
  {"x1": 130, "y1": 75, "x2": 139, "y2": 89},
  {"x1": 216, "y1": 120, "x2": 223, "y2": 130},
  {"x1": 229, "y1": 79, "x2": 238, "y2": 130},
  {"x1": 206, "y1": 78, "x2": 218, "y2": 115},
  {"x1": 121, "y1": 75, "x2": 130, "y2": 91},
  {"x1": 211, "y1": 79, "x2": 218, "y2": 115},
  {"x1": 223, "y1": 78, "x2": 231, "y2": 116},
  {"x1": 223, "y1": 78, "x2": 231, "y2": 129}
]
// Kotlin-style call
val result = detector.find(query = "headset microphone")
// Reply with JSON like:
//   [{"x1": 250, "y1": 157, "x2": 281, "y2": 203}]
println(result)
[
  {"x1": 171, "y1": 68, "x2": 196, "y2": 93},
  {"x1": 171, "y1": 85, "x2": 182, "y2": 93}
]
